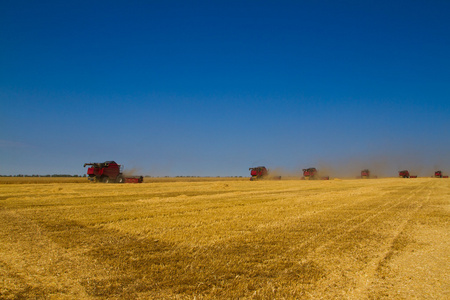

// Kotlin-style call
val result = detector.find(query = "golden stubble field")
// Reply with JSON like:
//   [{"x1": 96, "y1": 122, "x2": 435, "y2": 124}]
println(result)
[{"x1": 0, "y1": 177, "x2": 449, "y2": 299}]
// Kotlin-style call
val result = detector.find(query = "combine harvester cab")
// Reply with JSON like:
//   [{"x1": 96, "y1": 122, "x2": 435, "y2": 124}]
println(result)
[
  {"x1": 249, "y1": 166, "x2": 268, "y2": 181},
  {"x1": 84, "y1": 161, "x2": 143, "y2": 183}
]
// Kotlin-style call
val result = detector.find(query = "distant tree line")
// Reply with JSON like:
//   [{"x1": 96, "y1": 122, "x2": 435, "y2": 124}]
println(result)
[
  {"x1": 0, "y1": 174, "x2": 87, "y2": 177},
  {"x1": 1, "y1": 174, "x2": 245, "y2": 178},
  {"x1": 173, "y1": 175, "x2": 243, "y2": 178}
]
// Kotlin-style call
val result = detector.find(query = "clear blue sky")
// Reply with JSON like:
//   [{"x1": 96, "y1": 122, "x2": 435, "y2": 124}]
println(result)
[{"x1": 1, "y1": 0, "x2": 449, "y2": 177}]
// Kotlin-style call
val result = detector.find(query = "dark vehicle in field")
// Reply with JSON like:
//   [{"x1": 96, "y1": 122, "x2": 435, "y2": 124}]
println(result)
[
  {"x1": 302, "y1": 168, "x2": 317, "y2": 180},
  {"x1": 399, "y1": 170, "x2": 417, "y2": 178},
  {"x1": 398, "y1": 170, "x2": 410, "y2": 178},
  {"x1": 302, "y1": 168, "x2": 329, "y2": 180},
  {"x1": 361, "y1": 169, "x2": 370, "y2": 179},
  {"x1": 435, "y1": 170, "x2": 448, "y2": 178},
  {"x1": 249, "y1": 166, "x2": 268, "y2": 180}
]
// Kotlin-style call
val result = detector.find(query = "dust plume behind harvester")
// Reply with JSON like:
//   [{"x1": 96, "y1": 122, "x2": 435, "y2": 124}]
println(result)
[{"x1": 83, "y1": 161, "x2": 143, "y2": 183}]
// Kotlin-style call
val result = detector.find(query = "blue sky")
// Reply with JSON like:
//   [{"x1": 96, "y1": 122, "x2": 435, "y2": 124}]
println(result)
[{"x1": 1, "y1": 1, "x2": 449, "y2": 177}]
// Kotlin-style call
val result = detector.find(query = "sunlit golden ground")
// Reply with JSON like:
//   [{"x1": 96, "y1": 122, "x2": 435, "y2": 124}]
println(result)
[{"x1": 1, "y1": 177, "x2": 449, "y2": 299}]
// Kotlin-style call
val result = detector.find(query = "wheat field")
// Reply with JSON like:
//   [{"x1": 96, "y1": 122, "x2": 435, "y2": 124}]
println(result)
[{"x1": 1, "y1": 177, "x2": 448, "y2": 299}]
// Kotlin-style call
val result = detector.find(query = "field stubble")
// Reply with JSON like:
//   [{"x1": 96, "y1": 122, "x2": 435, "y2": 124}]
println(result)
[{"x1": 0, "y1": 178, "x2": 448, "y2": 299}]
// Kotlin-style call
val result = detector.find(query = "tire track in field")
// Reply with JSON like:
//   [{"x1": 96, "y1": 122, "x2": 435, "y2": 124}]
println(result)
[
  {"x1": 203, "y1": 186, "x2": 392, "y2": 247},
  {"x1": 208, "y1": 183, "x2": 423, "y2": 275},
  {"x1": 312, "y1": 184, "x2": 426, "y2": 254},
  {"x1": 351, "y1": 181, "x2": 434, "y2": 299},
  {"x1": 208, "y1": 184, "x2": 415, "y2": 251},
  {"x1": 303, "y1": 182, "x2": 432, "y2": 299},
  {"x1": 287, "y1": 184, "x2": 426, "y2": 256}
]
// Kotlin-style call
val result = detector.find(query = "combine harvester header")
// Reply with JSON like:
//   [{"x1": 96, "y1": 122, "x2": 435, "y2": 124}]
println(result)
[{"x1": 84, "y1": 161, "x2": 143, "y2": 183}]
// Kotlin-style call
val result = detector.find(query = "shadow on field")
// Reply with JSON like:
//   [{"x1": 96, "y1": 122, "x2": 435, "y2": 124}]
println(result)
[{"x1": 40, "y1": 219, "x2": 324, "y2": 298}]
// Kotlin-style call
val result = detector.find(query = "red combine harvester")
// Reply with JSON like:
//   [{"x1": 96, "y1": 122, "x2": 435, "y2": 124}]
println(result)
[
  {"x1": 398, "y1": 170, "x2": 417, "y2": 178},
  {"x1": 249, "y1": 166, "x2": 268, "y2": 181},
  {"x1": 398, "y1": 170, "x2": 409, "y2": 178},
  {"x1": 360, "y1": 169, "x2": 377, "y2": 179},
  {"x1": 302, "y1": 168, "x2": 329, "y2": 180},
  {"x1": 435, "y1": 171, "x2": 448, "y2": 178},
  {"x1": 83, "y1": 161, "x2": 143, "y2": 183},
  {"x1": 361, "y1": 169, "x2": 370, "y2": 179},
  {"x1": 302, "y1": 168, "x2": 317, "y2": 180}
]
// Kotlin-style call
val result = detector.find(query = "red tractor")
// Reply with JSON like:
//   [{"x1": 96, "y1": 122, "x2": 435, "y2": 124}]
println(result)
[
  {"x1": 249, "y1": 166, "x2": 268, "y2": 180},
  {"x1": 361, "y1": 169, "x2": 370, "y2": 179},
  {"x1": 83, "y1": 161, "x2": 143, "y2": 183}
]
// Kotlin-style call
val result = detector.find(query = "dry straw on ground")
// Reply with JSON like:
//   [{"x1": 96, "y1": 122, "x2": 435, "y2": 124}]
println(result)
[{"x1": 1, "y1": 177, "x2": 448, "y2": 299}]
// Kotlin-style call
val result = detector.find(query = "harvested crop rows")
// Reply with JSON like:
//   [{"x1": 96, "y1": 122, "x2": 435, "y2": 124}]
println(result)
[{"x1": 0, "y1": 178, "x2": 448, "y2": 299}]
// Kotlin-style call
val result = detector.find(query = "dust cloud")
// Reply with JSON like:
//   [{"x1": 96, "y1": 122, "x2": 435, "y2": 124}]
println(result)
[
  {"x1": 313, "y1": 155, "x2": 446, "y2": 178},
  {"x1": 123, "y1": 167, "x2": 141, "y2": 177},
  {"x1": 267, "y1": 167, "x2": 299, "y2": 178},
  {"x1": 266, "y1": 154, "x2": 448, "y2": 179}
]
